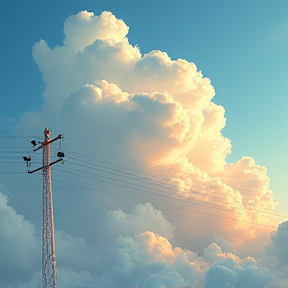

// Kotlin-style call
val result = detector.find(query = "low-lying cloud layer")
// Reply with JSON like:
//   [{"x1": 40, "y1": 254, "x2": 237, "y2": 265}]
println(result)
[
  {"x1": 1, "y1": 191, "x2": 287, "y2": 288},
  {"x1": 1, "y1": 10, "x2": 285, "y2": 287}
]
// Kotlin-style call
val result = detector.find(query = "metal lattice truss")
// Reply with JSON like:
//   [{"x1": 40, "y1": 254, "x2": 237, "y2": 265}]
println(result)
[
  {"x1": 26, "y1": 129, "x2": 64, "y2": 287},
  {"x1": 42, "y1": 130, "x2": 57, "y2": 288}
]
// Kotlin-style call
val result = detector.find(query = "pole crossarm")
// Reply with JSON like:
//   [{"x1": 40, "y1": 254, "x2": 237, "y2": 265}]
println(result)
[
  {"x1": 33, "y1": 134, "x2": 63, "y2": 152},
  {"x1": 28, "y1": 159, "x2": 63, "y2": 174}
]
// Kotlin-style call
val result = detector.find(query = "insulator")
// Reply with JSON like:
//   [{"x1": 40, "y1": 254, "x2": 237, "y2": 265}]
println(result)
[{"x1": 57, "y1": 152, "x2": 65, "y2": 158}]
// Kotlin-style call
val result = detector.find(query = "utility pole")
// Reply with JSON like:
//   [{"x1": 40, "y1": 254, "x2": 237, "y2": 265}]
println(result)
[{"x1": 25, "y1": 128, "x2": 64, "y2": 288}]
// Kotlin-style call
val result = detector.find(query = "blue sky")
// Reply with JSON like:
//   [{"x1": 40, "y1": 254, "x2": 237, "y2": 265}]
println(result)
[{"x1": 1, "y1": 0, "x2": 287, "y2": 203}]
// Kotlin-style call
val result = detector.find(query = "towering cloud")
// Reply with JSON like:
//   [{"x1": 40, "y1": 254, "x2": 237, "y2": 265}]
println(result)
[{"x1": 9, "y1": 10, "x2": 286, "y2": 287}]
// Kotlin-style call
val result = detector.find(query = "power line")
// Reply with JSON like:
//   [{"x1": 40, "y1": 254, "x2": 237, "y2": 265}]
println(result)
[
  {"x1": 65, "y1": 137, "x2": 285, "y2": 199},
  {"x1": 59, "y1": 148, "x2": 287, "y2": 219},
  {"x1": 52, "y1": 179, "x2": 280, "y2": 229},
  {"x1": 0, "y1": 134, "x2": 285, "y2": 202},
  {"x1": 54, "y1": 167, "x2": 234, "y2": 214},
  {"x1": 0, "y1": 135, "x2": 41, "y2": 140},
  {"x1": 0, "y1": 135, "x2": 286, "y2": 225},
  {"x1": 51, "y1": 153, "x2": 287, "y2": 223},
  {"x1": 0, "y1": 172, "x2": 27, "y2": 174}
]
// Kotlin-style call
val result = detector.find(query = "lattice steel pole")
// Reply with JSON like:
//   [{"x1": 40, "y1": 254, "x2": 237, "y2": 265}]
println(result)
[
  {"x1": 42, "y1": 128, "x2": 57, "y2": 288},
  {"x1": 27, "y1": 128, "x2": 63, "y2": 288}
]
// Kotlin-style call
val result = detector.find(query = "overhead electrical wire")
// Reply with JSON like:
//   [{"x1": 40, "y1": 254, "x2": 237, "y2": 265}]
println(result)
[
  {"x1": 65, "y1": 137, "x2": 286, "y2": 200},
  {"x1": 47, "y1": 152, "x2": 286, "y2": 226},
  {"x1": 0, "y1": 133, "x2": 284, "y2": 199},
  {"x1": 65, "y1": 149, "x2": 274, "y2": 200},
  {"x1": 63, "y1": 157, "x2": 286, "y2": 219},
  {"x1": 20, "y1": 135, "x2": 288, "y2": 223},
  {"x1": 0, "y1": 135, "x2": 286, "y2": 227},
  {"x1": 52, "y1": 160, "x2": 287, "y2": 224},
  {"x1": 60, "y1": 148, "x2": 287, "y2": 219},
  {"x1": 52, "y1": 178, "x2": 281, "y2": 230},
  {"x1": 0, "y1": 172, "x2": 27, "y2": 174},
  {"x1": 53, "y1": 166, "x2": 233, "y2": 214}
]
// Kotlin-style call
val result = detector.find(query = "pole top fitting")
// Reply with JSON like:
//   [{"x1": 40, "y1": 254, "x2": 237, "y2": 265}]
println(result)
[{"x1": 44, "y1": 128, "x2": 50, "y2": 140}]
